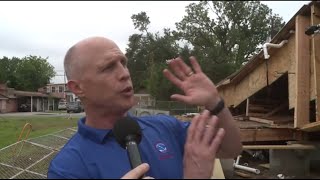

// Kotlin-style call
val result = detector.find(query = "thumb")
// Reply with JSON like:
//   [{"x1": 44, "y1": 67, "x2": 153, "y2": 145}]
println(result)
[
  {"x1": 122, "y1": 163, "x2": 150, "y2": 179},
  {"x1": 171, "y1": 94, "x2": 192, "y2": 104}
]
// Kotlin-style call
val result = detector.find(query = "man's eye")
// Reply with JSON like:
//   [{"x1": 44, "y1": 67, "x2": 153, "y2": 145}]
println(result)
[
  {"x1": 122, "y1": 62, "x2": 127, "y2": 67},
  {"x1": 103, "y1": 65, "x2": 113, "y2": 72},
  {"x1": 121, "y1": 59, "x2": 127, "y2": 66}
]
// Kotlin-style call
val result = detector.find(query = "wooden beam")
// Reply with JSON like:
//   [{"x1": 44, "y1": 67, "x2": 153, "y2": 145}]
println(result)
[
  {"x1": 301, "y1": 121, "x2": 320, "y2": 132},
  {"x1": 248, "y1": 112, "x2": 265, "y2": 117},
  {"x1": 234, "y1": 171, "x2": 253, "y2": 179},
  {"x1": 249, "y1": 117, "x2": 275, "y2": 125},
  {"x1": 243, "y1": 144, "x2": 316, "y2": 150},
  {"x1": 294, "y1": 15, "x2": 311, "y2": 128},
  {"x1": 246, "y1": 98, "x2": 249, "y2": 116},
  {"x1": 234, "y1": 115, "x2": 248, "y2": 121},
  {"x1": 259, "y1": 164, "x2": 270, "y2": 169},
  {"x1": 240, "y1": 128, "x2": 299, "y2": 142},
  {"x1": 249, "y1": 105, "x2": 271, "y2": 113},
  {"x1": 262, "y1": 102, "x2": 287, "y2": 118},
  {"x1": 311, "y1": 5, "x2": 320, "y2": 122},
  {"x1": 212, "y1": 159, "x2": 225, "y2": 179}
]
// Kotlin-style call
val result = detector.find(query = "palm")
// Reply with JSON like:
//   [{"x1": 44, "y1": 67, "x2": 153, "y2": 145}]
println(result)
[
  {"x1": 180, "y1": 73, "x2": 215, "y2": 105},
  {"x1": 163, "y1": 57, "x2": 219, "y2": 108}
]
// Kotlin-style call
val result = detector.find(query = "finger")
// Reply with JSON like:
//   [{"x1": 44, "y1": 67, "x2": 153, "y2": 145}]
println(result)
[
  {"x1": 169, "y1": 59, "x2": 188, "y2": 80},
  {"x1": 194, "y1": 110, "x2": 210, "y2": 142},
  {"x1": 176, "y1": 57, "x2": 194, "y2": 76},
  {"x1": 190, "y1": 56, "x2": 202, "y2": 73},
  {"x1": 186, "y1": 114, "x2": 201, "y2": 143},
  {"x1": 122, "y1": 163, "x2": 149, "y2": 179},
  {"x1": 170, "y1": 94, "x2": 192, "y2": 104},
  {"x1": 209, "y1": 128, "x2": 225, "y2": 153},
  {"x1": 163, "y1": 69, "x2": 182, "y2": 89},
  {"x1": 143, "y1": 176, "x2": 155, "y2": 179},
  {"x1": 203, "y1": 115, "x2": 219, "y2": 145}
]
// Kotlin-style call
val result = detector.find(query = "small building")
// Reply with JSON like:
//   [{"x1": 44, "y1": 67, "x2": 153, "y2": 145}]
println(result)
[
  {"x1": 0, "y1": 84, "x2": 61, "y2": 113},
  {"x1": 134, "y1": 93, "x2": 155, "y2": 108},
  {"x1": 38, "y1": 83, "x2": 76, "y2": 103},
  {"x1": 0, "y1": 84, "x2": 17, "y2": 113}
]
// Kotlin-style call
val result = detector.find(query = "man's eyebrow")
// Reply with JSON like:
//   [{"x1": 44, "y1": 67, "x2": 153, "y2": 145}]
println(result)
[{"x1": 97, "y1": 59, "x2": 115, "y2": 70}]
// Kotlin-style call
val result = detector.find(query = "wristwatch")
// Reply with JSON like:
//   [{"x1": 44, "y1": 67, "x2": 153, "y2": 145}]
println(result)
[{"x1": 208, "y1": 97, "x2": 225, "y2": 115}]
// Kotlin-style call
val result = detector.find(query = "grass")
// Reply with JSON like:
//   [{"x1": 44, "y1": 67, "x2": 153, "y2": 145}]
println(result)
[
  {"x1": 0, "y1": 116, "x2": 79, "y2": 149},
  {"x1": 45, "y1": 110, "x2": 67, "y2": 113}
]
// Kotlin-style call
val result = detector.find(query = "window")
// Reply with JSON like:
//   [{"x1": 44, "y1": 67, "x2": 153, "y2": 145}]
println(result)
[
  {"x1": 51, "y1": 87, "x2": 55, "y2": 93},
  {"x1": 59, "y1": 86, "x2": 63, "y2": 93}
]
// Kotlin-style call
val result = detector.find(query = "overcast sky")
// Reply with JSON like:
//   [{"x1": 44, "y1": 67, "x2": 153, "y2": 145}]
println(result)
[{"x1": 0, "y1": 1, "x2": 309, "y2": 84}]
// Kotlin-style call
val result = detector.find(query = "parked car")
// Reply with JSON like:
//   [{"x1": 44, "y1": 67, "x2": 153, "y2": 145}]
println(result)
[
  {"x1": 67, "y1": 101, "x2": 83, "y2": 113},
  {"x1": 58, "y1": 101, "x2": 67, "y2": 110},
  {"x1": 18, "y1": 104, "x2": 30, "y2": 112}
]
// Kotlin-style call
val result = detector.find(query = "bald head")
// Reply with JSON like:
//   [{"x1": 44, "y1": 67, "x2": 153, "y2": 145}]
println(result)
[{"x1": 64, "y1": 36, "x2": 120, "y2": 80}]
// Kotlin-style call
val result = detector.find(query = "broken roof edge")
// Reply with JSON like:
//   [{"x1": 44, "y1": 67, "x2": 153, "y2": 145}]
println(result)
[{"x1": 216, "y1": 1, "x2": 315, "y2": 89}]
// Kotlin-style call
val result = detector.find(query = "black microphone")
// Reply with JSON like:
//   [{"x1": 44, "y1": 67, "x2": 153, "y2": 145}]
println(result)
[{"x1": 113, "y1": 116, "x2": 143, "y2": 170}]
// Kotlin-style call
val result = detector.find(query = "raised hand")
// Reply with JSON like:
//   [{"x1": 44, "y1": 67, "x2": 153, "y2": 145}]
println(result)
[
  {"x1": 163, "y1": 56, "x2": 220, "y2": 110},
  {"x1": 183, "y1": 110, "x2": 225, "y2": 179}
]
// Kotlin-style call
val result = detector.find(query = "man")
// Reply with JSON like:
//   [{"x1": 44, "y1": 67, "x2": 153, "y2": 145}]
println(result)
[{"x1": 48, "y1": 37, "x2": 242, "y2": 179}]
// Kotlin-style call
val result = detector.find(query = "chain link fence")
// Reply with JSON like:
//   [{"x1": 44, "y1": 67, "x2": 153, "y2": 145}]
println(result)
[
  {"x1": 0, "y1": 100, "x2": 198, "y2": 179},
  {"x1": 0, "y1": 128, "x2": 77, "y2": 179},
  {"x1": 134, "y1": 100, "x2": 200, "y2": 115}
]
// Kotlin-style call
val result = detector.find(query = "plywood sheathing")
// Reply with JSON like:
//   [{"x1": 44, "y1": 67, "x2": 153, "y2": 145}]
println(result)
[
  {"x1": 294, "y1": 15, "x2": 311, "y2": 128},
  {"x1": 311, "y1": 5, "x2": 320, "y2": 122}
]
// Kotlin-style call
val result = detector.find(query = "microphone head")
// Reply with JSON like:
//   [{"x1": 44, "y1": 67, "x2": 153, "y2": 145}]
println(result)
[{"x1": 112, "y1": 116, "x2": 142, "y2": 149}]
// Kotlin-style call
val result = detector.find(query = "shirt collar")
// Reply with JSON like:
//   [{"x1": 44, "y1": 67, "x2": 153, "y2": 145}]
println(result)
[{"x1": 78, "y1": 114, "x2": 146, "y2": 144}]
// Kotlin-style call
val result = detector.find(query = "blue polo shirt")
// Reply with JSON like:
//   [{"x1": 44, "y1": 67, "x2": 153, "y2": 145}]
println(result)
[{"x1": 48, "y1": 114, "x2": 190, "y2": 179}]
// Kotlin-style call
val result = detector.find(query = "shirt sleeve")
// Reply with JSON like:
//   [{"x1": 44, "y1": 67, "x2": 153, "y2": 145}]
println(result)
[{"x1": 47, "y1": 148, "x2": 89, "y2": 179}]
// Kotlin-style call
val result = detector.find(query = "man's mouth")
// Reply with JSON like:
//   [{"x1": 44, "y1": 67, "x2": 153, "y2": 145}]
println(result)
[{"x1": 121, "y1": 86, "x2": 133, "y2": 93}]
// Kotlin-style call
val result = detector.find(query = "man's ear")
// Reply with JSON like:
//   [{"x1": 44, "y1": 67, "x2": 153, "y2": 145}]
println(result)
[{"x1": 67, "y1": 80, "x2": 85, "y2": 98}]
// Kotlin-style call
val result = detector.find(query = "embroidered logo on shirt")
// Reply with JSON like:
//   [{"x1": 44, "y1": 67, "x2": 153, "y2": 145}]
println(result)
[
  {"x1": 154, "y1": 141, "x2": 174, "y2": 160},
  {"x1": 155, "y1": 143, "x2": 167, "y2": 153}
]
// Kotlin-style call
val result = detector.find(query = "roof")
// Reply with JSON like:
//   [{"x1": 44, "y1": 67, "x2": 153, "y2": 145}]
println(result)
[
  {"x1": 0, "y1": 94, "x2": 8, "y2": 100},
  {"x1": 217, "y1": 1, "x2": 318, "y2": 88},
  {"x1": 46, "y1": 83, "x2": 66, "y2": 86},
  {"x1": 14, "y1": 91, "x2": 62, "y2": 99}
]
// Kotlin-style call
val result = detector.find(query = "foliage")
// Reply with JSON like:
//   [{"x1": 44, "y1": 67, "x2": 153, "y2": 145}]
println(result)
[
  {"x1": 0, "y1": 55, "x2": 56, "y2": 91},
  {"x1": 127, "y1": 1, "x2": 285, "y2": 100}
]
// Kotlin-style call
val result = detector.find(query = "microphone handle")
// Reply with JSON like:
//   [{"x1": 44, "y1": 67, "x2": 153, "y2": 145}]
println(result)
[{"x1": 126, "y1": 141, "x2": 144, "y2": 179}]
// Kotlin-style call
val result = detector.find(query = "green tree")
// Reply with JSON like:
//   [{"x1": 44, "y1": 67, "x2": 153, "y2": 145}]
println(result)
[
  {"x1": 0, "y1": 55, "x2": 56, "y2": 91},
  {"x1": 126, "y1": 12, "x2": 183, "y2": 100},
  {"x1": 126, "y1": 1, "x2": 285, "y2": 100},
  {"x1": 174, "y1": 1, "x2": 285, "y2": 82},
  {"x1": 0, "y1": 56, "x2": 20, "y2": 86}
]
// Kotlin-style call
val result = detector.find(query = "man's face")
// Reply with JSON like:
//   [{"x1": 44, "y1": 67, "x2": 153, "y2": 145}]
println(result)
[{"x1": 79, "y1": 41, "x2": 135, "y2": 113}]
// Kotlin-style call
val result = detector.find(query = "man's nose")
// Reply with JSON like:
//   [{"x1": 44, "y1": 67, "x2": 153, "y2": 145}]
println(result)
[{"x1": 118, "y1": 64, "x2": 130, "y2": 81}]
